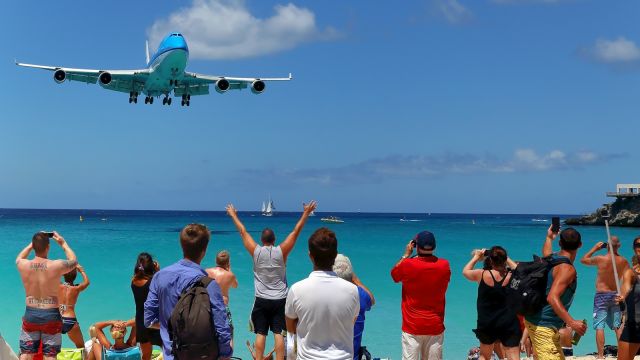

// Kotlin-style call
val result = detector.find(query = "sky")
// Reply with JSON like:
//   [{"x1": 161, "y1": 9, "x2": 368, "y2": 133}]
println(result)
[{"x1": 0, "y1": 0, "x2": 638, "y2": 214}]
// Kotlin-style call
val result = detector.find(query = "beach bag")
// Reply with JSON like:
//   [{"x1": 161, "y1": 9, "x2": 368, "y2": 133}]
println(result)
[
  {"x1": 507, "y1": 255, "x2": 571, "y2": 316},
  {"x1": 57, "y1": 348, "x2": 83, "y2": 360},
  {"x1": 169, "y1": 276, "x2": 219, "y2": 360}
]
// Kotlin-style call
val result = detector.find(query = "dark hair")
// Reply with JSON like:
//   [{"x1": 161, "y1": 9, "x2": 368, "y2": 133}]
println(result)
[
  {"x1": 216, "y1": 250, "x2": 230, "y2": 268},
  {"x1": 32, "y1": 232, "x2": 50, "y2": 255},
  {"x1": 133, "y1": 252, "x2": 156, "y2": 280},
  {"x1": 308, "y1": 227, "x2": 338, "y2": 270},
  {"x1": 63, "y1": 268, "x2": 77, "y2": 284},
  {"x1": 261, "y1": 228, "x2": 275, "y2": 245},
  {"x1": 559, "y1": 228, "x2": 582, "y2": 251},
  {"x1": 483, "y1": 246, "x2": 507, "y2": 269},
  {"x1": 180, "y1": 224, "x2": 210, "y2": 261}
]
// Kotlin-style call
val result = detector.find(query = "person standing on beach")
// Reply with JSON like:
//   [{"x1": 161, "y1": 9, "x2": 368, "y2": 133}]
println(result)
[
  {"x1": 131, "y1": 253, "x2": 162, "y2": 360},
  {"x1": 226, "y1": 201, "x2": 317, "y2": 360},
  {"x1": 333, "y1": 254, "x2": 376, "y2": 360},
  {"x1": 285, "y1": 228, "x2": 360, "y2": 359},
  {"x1": 144, "y1": 224, "x2": 232, "y2": 360},
  {"x1": 524, "y1": 226, "x2": 586, "y2": 360},
  {"x1": 391, "y1": 230, "x2": 451, "y2": 360},
  {"x1": 462, "y1": 246, "x2": 521, "y2": 360},
  {"x1": 615, "y1": 236, "x2": 640, "y2": 360},
  {"x1": 206, "y1": 250, "x2": 238, "y2": 345},
  {"x1": 16, "y1": 231, "x2": 77, "y2": 360},
  {"x1": 58, "y1": 264, "x2": 90, "y2": 349},
  {"x1": 580, "y1": 236, "x2": 629, "y2": 359}
]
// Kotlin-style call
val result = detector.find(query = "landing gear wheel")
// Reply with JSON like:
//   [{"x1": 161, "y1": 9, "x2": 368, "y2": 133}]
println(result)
[
  {"x1": 145, "y1": 97, "x2": 149, "y2": 104},
  {"x1": 128, "y1": 97, "x2": 132, "y2": 103},
  {"x1": 162, "y1": 97, "x2": 167, "y2": 105},
  {"x1": 186, "y1": 100, "x2": 190, "y2": 106},
  {"x1": 181, "y1": 100, "x2": 185, "y2": 106},
  {"x1": 167, "y1": 98, "x2": 172, "y2": 105},
  {"x1": 133, "y1": 97, "x2": 137, "y2": 104},
  {"x1": 187, "y1": 94, "x2": 191, "y2": 100},
  {"x1": 150, "y1": 97, "x2": 154, "y2": 104}
]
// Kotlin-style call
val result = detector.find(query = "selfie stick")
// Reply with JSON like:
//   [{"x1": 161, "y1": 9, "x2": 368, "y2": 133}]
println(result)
[{"x1": 605, "y1": 219, "x2": 621, "y2": 294}]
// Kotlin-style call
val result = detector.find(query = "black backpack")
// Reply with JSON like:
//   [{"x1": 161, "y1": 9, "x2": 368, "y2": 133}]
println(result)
[
  {"x1": 506, "y1": 255, "x2": 572, "y2": 316},
  {"x1": 169, "y1": 276, "x2": 219, "y2": 360}
]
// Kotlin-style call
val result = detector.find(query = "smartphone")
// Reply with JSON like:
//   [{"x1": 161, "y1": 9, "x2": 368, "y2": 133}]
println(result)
[
  {"x1": 483, "y1": 249, "x2": 490, "y2": 257},
  {"x1": 551, "y1": 217, "x2": 560, "y2": 233},
  {"x1": 601, "y1": 242, "x2": 608, "y2": 249},
  {"x1": 42, "y1": 231, "x2": 54, "y2": 238}
]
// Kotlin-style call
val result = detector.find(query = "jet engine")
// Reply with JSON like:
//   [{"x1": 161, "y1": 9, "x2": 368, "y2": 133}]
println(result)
[
  {"x1": 99, "y1": 72, "x2": 112, "y2": 86},
  {"x1": 251, "y1": 80, "x2": 265, "y2": 94},
  {"x1": 53, "y1": 69, "x2": 66, "y2": 83},
  {"x1": 215, "y1": 79, "x2": 230, "y2": 93}
]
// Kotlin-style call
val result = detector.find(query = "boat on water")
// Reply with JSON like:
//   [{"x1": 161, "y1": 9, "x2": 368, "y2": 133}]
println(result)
[
  {"x1": 321, "y1": 216, "x2": 344, "y2": 224},
  {"x1": 262, "y1": 197, "x2": 275, "y2": 217}
]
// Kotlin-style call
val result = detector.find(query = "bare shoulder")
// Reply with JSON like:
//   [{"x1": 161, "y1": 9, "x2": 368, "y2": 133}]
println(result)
[
  {"x1": 554, "y1": 263, "x2": 576, "y2": 278},
  {"x1": 205, "y1": 268, "x2": 217, "y2": 278}
]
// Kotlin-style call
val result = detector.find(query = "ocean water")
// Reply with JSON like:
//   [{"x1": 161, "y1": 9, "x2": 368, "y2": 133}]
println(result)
[{"x1": 1, "y1": 209, "x2": 639, "y2": 359}]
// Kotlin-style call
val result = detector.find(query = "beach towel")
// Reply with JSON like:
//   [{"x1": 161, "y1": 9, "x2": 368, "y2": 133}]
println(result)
[
  {"x1": 57, "y1": 348, "x2": 84, "y2": 360},
  {"x1": 0, "y1": 332, "x2": 19, "y2": 360}
]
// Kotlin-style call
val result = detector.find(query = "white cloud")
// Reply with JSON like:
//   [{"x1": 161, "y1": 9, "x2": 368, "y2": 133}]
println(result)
[
  {"x1": 435, "y1": 0, "x2": 473, "y2": 24},
  {"x1": 147, "y1": 0, "x2": 338, "y2": 60},
  {"x1": 236, "y1": 149, "x2": 623, "y2": 186},
  {"x1": 583, "y1": 37, "x2": 640, "y2": 64}
]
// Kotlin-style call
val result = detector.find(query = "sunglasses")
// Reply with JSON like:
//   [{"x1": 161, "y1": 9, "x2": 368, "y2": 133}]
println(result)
[{"x1": 634, "y1": 243, "x2": 640, "y2": 249}]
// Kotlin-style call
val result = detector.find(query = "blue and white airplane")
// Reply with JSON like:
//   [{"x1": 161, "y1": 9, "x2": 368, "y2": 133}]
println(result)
[{"x1": 16, "y1": 32, "x2": 292, "y2": 106}]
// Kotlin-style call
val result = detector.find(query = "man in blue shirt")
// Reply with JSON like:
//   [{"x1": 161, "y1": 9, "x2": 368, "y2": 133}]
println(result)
[
  {"x1": 333, "y1": 254, "x2": 375, "y2": 359},
  {"x1": 144, "y1": 223, "x2": 232, "y2": 360}
]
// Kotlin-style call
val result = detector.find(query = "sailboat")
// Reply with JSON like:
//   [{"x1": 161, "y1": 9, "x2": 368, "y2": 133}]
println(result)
[
  {"x1": 263, "y1": 197, "x2": 275, "y2": 217},
  {"x1": 261, "y1": 202, "x2": 267, "y2": 216}
]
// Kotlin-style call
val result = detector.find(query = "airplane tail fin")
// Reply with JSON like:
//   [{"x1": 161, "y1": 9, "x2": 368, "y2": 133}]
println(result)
[{"x1": 145, "y1": 40, "x2": 150, "y2": 65}]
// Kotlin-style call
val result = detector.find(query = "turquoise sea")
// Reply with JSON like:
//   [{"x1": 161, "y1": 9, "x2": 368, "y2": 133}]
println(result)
[{"x1": 2, "y1": 209, "x2": 639, "y2": 359}]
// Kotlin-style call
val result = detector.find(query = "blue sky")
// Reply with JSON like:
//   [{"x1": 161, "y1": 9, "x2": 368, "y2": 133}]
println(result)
[{"x1": 1, "y1": 0, "x2": 638, "y2": 214}]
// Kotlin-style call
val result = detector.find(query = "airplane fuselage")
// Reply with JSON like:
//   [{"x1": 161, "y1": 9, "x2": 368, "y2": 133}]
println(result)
[{"x1": 144, "y1": 33, "x2": 189, "y2": 97}]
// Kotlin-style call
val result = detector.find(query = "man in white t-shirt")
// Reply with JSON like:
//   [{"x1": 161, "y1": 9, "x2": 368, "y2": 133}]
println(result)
[{"x1": 285, "y1": 227, "x2": 360, "y2": 360}]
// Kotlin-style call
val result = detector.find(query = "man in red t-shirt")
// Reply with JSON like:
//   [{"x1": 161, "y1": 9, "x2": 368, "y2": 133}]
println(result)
[{"x1": 391, "y1": 231, "x2": 451, "y2": 360}]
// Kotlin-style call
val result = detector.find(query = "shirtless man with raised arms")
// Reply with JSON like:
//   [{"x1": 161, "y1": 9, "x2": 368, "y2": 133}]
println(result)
[
  {"x1": 581, "y1": 235, "x2": 630, "y2": 359},
  {"x1": 16, "y1": 231, "x2": 77, "y2": 360},
  {"x1": 207, "y1": 250, "x2": 238, "y2": 343}
]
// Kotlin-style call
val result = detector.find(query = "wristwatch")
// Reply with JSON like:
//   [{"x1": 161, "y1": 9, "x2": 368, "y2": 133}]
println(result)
[{"x1": 400, "y1": 254, "x2": 409, "y2": 260}]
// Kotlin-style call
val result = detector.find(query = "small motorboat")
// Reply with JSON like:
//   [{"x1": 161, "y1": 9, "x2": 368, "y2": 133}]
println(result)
[{"x1": 321, "y1": 216, "x2": 344, "y2": 224}]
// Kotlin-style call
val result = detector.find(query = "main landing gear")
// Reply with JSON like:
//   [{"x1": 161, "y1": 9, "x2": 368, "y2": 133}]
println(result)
[
  {"x1": 162, "y1": 96, "x2": 172, "y2": 106},
  {"x1": 181, "y1": 94, "x2": 191, "y2": 107},
  {"x1": 144, "y1": 96, "x2": 154, "y2": 104},
  {"x1": 128, "y1": 91, "x2": 138, "y2": 104}
]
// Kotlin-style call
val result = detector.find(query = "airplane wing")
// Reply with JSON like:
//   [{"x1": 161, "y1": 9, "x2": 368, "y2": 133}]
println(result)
[
  {"x1": 178, "y1": 71, "x2": 292, "y2": 96},
  {"x1": 16, "y1": 62, "x2": 150, "y2": 93}
]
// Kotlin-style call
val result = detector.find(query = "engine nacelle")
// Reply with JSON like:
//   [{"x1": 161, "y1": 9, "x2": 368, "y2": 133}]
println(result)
[
  {"x1": 215, "y1": 79, "x2": 230, "y2": 93},
  {"x1": 99, "y1": 72, "x2": 112, "y2": 86},
  {"x1": 251, "y1": 80, "x2": 266, "y2": 94},
  {"x1": 53, "y1": 69, "x2": 66, "y2": 84}
]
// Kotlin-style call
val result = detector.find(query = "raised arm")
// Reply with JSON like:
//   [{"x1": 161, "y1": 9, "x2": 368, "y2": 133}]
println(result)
[
  {"x1": 547, "y1": 265, "x2": 586, "y2": 336},
  {"x1": 94, "y1": 320, "x2": 116, "y2": 348},
  {"x1": 352, "y1": 272, "x2": 376, "y2": 306},
  {"x1": 125, "y1": 319, "x2": 136, "y2": 346},
  {"x1": 280, "y1": 201, "x2": 317, "y2": 261},
  {"x1": 462, "y1": 249, "x2": 485, "y2": 282},
  {"x1": 16, "y1": 243, "x2": 33, "y2": 264},
  {"x1": 580, "y1": 242, "x2": 605, "y2": 266},
  {"x1": 617, "y1": 268, "x2": 636, "y2": 303},
  {"x1": 543, "y1": 225, "x2": 558, "y2": 257},
  {"x1": 76, "y1": 264, "x2": 91, "y2": 291},
  {"x1": 226, "y1": 204, "x2": 258, "y2": 256}
]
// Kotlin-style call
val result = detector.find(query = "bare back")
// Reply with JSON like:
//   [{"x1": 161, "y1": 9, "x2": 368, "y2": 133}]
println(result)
[
  {"x1": 594, "y1": 254, "x2": 629, "y2": 292},
  {"x1": 206, "y1": 267, "x2": 238, "y2": 305},
  {"x1": 17, "y1": 257, "x2": 73, "y2": 309},
  {"x1": 58, "y1": 283, "x2": 81, "y2": 317}
]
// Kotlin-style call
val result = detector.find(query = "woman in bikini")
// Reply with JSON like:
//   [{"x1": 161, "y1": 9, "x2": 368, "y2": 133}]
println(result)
[
  {"x1": 58, "y1": 264, "x2": 90, "y2": 348},
  {"x1": 131, "y1": 253, "x2": 162, "y2": 360},
  {"x1": 88, "y1": 319, "x2": 137, "y2": 360}
]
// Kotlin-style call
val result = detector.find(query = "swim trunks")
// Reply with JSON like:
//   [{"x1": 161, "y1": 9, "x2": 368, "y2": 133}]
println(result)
[
  {"x1": 593, "y1": 291, "x2": 621, "y2": 330},
  {"x1": 19, "y1": 307, "x2": 62, "y2": 357},
  {"x1": 226, "y1": 305, "x2": 234, "y2": 335},
  {"x1": 61, "y1": 317, "x2": 78, "y2": 335}
]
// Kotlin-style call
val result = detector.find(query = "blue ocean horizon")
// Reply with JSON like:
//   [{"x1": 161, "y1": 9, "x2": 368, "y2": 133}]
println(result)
[{"x1": 2, "y1": 208, "x2": 638, "y2": 359}]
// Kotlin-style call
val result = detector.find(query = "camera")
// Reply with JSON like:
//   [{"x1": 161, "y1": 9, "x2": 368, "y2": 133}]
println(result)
[
  {"x1": 41, "y1": 231, "x2": 54, "y2": 238},
  {"x1": 483, "y1": 249, "x2": 490, "y2": 257},
  {"x1": 601, "y1": 242, "x2": 608, "y2": 250}
]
